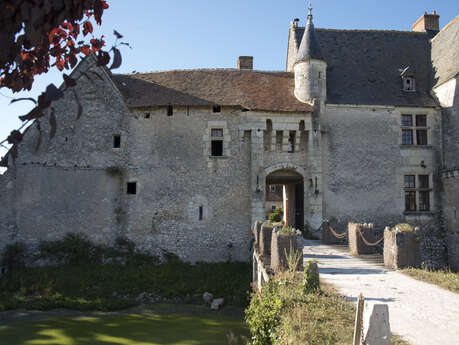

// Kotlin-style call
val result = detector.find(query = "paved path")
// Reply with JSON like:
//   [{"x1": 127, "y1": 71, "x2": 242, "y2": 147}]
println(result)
[{"x1": 303, "y1": 240, "x2": 459, "y2": 345}]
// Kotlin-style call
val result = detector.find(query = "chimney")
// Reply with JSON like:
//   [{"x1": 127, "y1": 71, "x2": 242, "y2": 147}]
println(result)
[
  {"x1": 412, "y1": 11, "x2": 440, "y2": 32},
  {"x1": 238, "y1": 56, "x2": 253, "y2": 70}
]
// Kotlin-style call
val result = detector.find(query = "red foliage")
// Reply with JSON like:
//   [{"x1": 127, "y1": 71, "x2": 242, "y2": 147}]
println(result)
[{"x1": 0, "y1": 0, "x2": 111, "y2": 92}]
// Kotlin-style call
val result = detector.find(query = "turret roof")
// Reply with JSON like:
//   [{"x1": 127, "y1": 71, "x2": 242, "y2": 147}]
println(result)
[{"x1": 295, "y1": 6, "x2": 323, "y2": 62}]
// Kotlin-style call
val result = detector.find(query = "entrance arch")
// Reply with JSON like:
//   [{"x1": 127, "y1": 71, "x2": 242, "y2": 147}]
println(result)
[{"x1": 265, "y1": 167, "x2": 304, "y2": 229}]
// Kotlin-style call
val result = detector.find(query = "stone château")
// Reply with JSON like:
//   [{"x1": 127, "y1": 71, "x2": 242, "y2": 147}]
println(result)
[{"x1": 1, "y1": 7, "x2": 458, "y2": 267}]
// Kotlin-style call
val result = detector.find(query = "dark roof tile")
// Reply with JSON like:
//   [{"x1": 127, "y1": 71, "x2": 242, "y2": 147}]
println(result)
[{"x1": 294, "y1": 27, "x2": 437, "y2": 106}]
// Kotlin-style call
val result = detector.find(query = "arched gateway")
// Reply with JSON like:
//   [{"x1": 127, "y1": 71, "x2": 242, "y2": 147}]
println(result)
[{"x1": 265, "y1": 168, "x2": 304, "y2": 229}]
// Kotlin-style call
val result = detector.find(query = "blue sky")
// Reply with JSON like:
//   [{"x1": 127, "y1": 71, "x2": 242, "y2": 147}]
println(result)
[{"x1": 1, "y1": 0, "x2": 458, "y2": 160}]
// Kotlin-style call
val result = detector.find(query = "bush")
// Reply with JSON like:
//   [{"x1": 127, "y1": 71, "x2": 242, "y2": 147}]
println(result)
[
  {"x1": 39, "y1": 233, "x2": 104, "y2": 265},
  {"x1": 268, "y1": 208, "x2": 283, "y2": 223},
  {"x1": 245, "y1": 281, "x2": 284, "y2": 345},
  {"x1": 1, "y1": 242, "x2": 26, "y2": 271}
]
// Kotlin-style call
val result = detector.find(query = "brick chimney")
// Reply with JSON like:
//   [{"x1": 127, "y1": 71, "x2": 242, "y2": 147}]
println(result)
[
  {"x1": 238, "y1": 56, "x2": 253, "y2": 70},
  {"x1": 412, "y1": 11, "x2": 440, "y2": 32}
]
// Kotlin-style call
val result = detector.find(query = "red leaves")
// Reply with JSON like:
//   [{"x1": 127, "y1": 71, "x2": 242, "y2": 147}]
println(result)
[
  {"x1": 80, "y1": 45, "x2": 91, "y2": 56},
  {"x1": 83, "y1": 21, "x2": 93, "y2": 36},
  {"x1": 1, "y1": 0, "x2": 110, "y2": 92},
  {"x1": 49, "y1": 28, "x2": 68, "y2": 45}
]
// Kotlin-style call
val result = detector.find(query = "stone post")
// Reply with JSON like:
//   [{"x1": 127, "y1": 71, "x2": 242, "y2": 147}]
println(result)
[{"x1": 362, "y1": 301, "x2": 391, "y2": 345}]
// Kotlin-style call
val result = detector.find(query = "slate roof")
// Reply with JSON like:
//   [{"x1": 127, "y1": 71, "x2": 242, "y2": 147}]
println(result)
[
  {"x1": 112, "y1": 70, "x2": 313, "y2": 113},
  {"x1": 296, "y1": 16, "x2": 323, "y2": 62},
  {"x1": 293, "y1": 27, "x2": 437, "y2": 106}
]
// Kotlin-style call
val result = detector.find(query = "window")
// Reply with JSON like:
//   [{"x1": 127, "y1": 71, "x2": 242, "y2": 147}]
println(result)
[
  {"x1": 416, "y1": 115, "x2": 427, "y2": 145},
  {"x1": 127, "y1": 182, "x2": 137, "y2": 195},
  {"x1": 402, "y1": 76, "x2": 415, "y2": 91},
  {"x1": 404, "y1": 174, "x2": 431, "y2": 212},
  {"x1": 113, "y1": 135, "x2": 121, "y2": 148},
  {"x1": 210, "y1": 128, "x2": 224, "y2": 157},
  {"x1": 418, "y1": 175, "x2": 430, "y2": 211},
  {"x1": 144, "y1": 113, "x2": 150, "y2": 119},
  {"x1": 212, "y1": 105, "x2": 221, "y2": 113},
  {"x1": 167, "y1": 105, "x2": 173, "y2": 116},
  {"x1": 401, "y1": 114, "x2": 428, "y2": 146},
  {"x1": 271, "y1": 205, "x2": 277, "y2": 211},
  {"x1": 199, "y1": 206, "x2": 203, "y2": 221},
  {"x1": 288, "y1": 131, "x2": 296, "y2": 153}
]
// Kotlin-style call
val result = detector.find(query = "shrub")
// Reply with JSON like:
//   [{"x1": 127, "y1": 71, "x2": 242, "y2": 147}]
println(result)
[
  {"x1": 1, "y1": 242, "x2": 26, "y2": 271},
  {"x1": 268, "y1": 208, "x2": 283, "y2": 223},
  {"x1": 39, "y1": 233, "x2": 104, "y2": 265},
  {"x1": 245, "y1": 281, "x2": 284, "y2": 345}
]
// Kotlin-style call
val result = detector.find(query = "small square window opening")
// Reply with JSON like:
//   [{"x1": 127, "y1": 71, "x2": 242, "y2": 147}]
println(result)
[
  {"x1": 212, "y1": 105, "x2": 221, "y2": 113},
  {"x1": 127, "y1": 182, "x2": 137, "y2": 195},
  {"x1": 167, "y1": 105, "x2": 173, "y2": 116},
  {"x1": 144, "y1": 113, "x2": 150, "y2": 119}
]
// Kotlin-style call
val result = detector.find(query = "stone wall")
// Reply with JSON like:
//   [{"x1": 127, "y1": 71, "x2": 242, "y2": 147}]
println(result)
[
  {"x1": 322, "y1": 105, "x2": 441, "y2": 234},
  {"x1": 0, "y1": 56, "x2": 254, "y2": 263}
]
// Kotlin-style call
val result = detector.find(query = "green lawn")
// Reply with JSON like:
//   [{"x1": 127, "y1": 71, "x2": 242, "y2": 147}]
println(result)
[{"x1": 0, "y1": 305, "x2": 249, "y2": 345}]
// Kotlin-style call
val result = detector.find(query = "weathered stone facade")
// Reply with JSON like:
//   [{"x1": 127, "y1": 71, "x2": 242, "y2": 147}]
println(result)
[{"x1": 0, "y1": 9, "x2": 458, "y2": 266}]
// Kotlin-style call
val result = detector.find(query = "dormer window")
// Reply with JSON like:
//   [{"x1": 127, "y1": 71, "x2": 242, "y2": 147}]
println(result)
[{"x1": 402, "y1": 76, "x2": 416, "y2": 91}]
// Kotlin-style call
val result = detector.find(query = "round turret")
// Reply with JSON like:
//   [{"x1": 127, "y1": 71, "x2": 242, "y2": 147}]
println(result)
[{"x1": 293, "y1": 5, "x2": 327, "y2": 103}]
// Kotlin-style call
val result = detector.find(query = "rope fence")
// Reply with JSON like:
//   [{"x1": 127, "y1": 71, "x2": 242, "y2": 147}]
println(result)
[
  {"x1": 356, "y1": 227, "x2": 384, "y2": 247},
  {"x1": 328, "y1": 226, "x2": 348, "y2": 239}
]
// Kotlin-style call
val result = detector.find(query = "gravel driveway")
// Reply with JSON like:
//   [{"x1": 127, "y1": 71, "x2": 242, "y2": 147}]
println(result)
[{"x1": 303, "y1": 240, "x2": 459, "y2": 345}]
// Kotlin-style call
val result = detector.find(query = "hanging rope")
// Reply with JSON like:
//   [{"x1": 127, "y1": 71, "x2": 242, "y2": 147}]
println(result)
[
  {"x1": 328, "y1": 226, "x2": 348, "y2": 239},
  {"x1": 357, "y1": 227, "x2": 384, "y2": 246}
]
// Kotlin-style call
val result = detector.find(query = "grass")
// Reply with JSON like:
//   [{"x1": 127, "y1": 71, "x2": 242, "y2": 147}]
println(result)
[
  {"x1": 245, "y1": 275, "x2": 410, "y2": 345},
  {"x1": 0, "y1": 304, "x2": 249, "y2": 345},
  {"x1": 401, "y1": 268, "x2": 459, "y2": 294}
]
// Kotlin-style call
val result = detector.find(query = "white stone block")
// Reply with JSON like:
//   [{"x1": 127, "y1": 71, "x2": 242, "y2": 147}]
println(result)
[{"x1": 362, "y1": 302, "x2": 391, "y2": 345}]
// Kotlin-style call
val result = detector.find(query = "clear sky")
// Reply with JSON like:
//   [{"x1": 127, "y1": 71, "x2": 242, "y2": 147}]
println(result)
[{"x1": 1, "y1": 0, "x2": 458, "y2": 160}]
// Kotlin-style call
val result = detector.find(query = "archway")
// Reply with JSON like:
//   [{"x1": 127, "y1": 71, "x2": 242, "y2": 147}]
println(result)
[{"x1": 265, "y1": 169, "x2": 304, "y2": 229}]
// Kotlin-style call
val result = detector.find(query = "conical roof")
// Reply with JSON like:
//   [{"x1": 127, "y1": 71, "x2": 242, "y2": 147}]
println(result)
[{"x1": 295, "y1": 6, "x2": 323, "y2": 62}]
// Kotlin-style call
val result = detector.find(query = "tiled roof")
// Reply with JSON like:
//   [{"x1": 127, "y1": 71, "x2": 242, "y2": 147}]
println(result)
[
  {"x1": 293, "y1": 27, "x2": 437, "y2": 106},
  {"x1": 112, "y1": 70, "x2": 313, "y2": 113}
]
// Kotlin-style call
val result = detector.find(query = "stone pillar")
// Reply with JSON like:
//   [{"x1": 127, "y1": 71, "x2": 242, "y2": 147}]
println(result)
[
  {"x1": 250, "y1": 129, "x2": 265, "y2": 226},
  {"x1": 308, "y1": 127, "x2": 323, "y2": 229},
  {"x1": 285, "y1": 184, "x2": 296, "y2": 227}
]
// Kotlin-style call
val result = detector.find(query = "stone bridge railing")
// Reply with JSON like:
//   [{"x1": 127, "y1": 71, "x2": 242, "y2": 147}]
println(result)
[{"x1": 251, "y1": 221, "x2": 304, "y2": 290}]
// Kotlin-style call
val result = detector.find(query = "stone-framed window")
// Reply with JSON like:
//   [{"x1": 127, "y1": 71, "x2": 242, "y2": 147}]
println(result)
[
  {"x1": 210, "y1": 128, "x2": 224, "y2": 156},
  {"x1": 401, "y1": 114, "x2": 428, "y2": 146},
  {"x1": 404, "y1": 174, "x2": 431, "y2": 212},
  {"x1": 204, "y1": 121, "x2": 230, "y2": 158}
]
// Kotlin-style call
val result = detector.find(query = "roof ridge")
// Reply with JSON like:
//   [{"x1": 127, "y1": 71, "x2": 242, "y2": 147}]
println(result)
[
  {"x1": 117, "y1": 69, "x2": 293, "y2": 76},
  {"x1": 295, "y1": 27, "x2": 429, "y2": 35}
]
